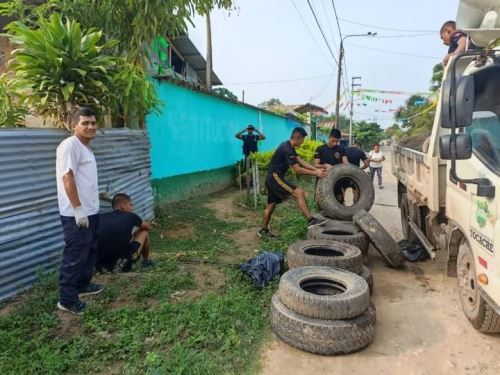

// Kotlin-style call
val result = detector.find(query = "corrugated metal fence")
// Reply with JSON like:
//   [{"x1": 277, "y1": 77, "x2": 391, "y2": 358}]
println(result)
[{"x1": 0, "y1": 128, "x2": 154, "y2": 301}]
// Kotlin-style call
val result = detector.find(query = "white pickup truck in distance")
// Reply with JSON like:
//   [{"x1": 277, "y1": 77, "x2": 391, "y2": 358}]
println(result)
[{"x1": 392, "y1": 0, "x2": 500, "y2": 333}]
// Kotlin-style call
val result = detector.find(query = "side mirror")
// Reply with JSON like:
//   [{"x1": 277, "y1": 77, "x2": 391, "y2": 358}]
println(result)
[
  {"x1": 441, "y1": 76, "x2": 475, "y2": 129},
  {"x1": 439, "y1": 134, "x2": 472, "y2": 160}
]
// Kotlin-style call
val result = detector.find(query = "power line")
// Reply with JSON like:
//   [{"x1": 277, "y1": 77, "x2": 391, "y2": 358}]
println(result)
[
  {"x1": 311, "y1": 70, "x2": 336, "y2": 100},
  {"x1": 331, "y1": 0, "x2": 343, "y2": 39},
  {"x1": 345, "y1": 42, "x2": 441, "y2": 60},
  {"x1": 320, "y1": 0, "x2": 338, "y2": 47},
  {"x1": 339, "y1": 18, "x2": 437, "y2": 33},
  {"x1": 374, "y1": 32, "x2": 436, "y2": 38},
  {"x1": 306, "y1": 0, "x2": 339, "y2": 66},
  {"x1": 290, "y1": 0, "x2": 334, "y2": 68},
  {"x1": 223, "y1": 73, "x2": 333, "y2": 86}
]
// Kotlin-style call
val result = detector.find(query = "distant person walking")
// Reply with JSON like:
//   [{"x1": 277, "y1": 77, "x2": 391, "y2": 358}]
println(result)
[
  {"x1": 258, "y1": 127, "x2": 327, "y2": 238},
  {"x1": 368, "y1": 144, "x2": 385, "y2": 189},
  {"x1": 56, "y1": 107, "x2": 104, "y2": 315}
]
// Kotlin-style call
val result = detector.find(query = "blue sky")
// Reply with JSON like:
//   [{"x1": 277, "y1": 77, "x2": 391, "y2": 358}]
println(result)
[{"x1": 187, "y1": 0, "x2": 459, "y2": 126}]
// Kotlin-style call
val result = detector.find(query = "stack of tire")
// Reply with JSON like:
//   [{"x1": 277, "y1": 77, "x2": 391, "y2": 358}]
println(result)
[
  {"x1": 312, "y1": 164, "x2": 405, "y2": 268},
  {"x1": 270, "y1": 165, "x2": 406, "y2": 355}
]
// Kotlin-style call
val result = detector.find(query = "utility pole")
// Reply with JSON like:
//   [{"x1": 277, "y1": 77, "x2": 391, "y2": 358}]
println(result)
[
  {"x1": 205, "y1": 12, "x2": 213, "y2": 91},
  {"x1": 349, "y1": 77, "x2": 362, "y2": 146},
  {"x1": 334, "y1": 32, "x2": 377, "y2": 129}
]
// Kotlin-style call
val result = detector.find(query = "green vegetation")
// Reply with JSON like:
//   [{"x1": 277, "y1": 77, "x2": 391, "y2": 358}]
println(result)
[
  {"x1": 0, "y1": 187, "x2": 313, "y2": 374},
  {"x1": 0, "y1": 0, "x2": 235, "y2": 127},
  {"x1": 250, "y1": 139, "x2": 322, "y2": 170}
]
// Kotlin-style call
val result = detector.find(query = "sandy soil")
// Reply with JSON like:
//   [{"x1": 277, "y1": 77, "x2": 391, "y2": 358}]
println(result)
[{"x1": 259, "y1": 152, "x2": 500, "y2": 375}]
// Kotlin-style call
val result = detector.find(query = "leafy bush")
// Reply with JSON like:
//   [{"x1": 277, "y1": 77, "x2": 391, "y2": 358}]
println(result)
[
  {"x1": 7, "y1": 13, "x2": 120, "y2": 127},
  {"x1": 250, "y1": 139, "x2": 323, "y2": 170},
  {"x1": 0, "y1": 77, "x2": 27, "y2": 127}
]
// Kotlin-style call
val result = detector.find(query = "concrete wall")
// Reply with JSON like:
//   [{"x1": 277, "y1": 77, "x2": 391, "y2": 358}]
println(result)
[{"x1": 147, "y1": 79, "x2": 304, "y2": 203}]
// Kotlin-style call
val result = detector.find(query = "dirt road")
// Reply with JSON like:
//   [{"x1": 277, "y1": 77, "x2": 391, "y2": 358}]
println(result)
[{"x1": 260, "y1": 152, "x2": 500, "y2": 375}]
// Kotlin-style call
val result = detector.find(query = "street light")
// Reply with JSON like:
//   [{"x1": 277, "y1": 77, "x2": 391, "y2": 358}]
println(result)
[
  {"x1": 349, "y1": 76, "x2": 362, "y2": 146},
  {"x1": 334, "y1": 32, "x2": 377, "y2": 129}
]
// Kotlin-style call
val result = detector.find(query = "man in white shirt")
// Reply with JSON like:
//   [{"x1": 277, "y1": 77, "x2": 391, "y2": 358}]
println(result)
[
  {"x1": 56, "y1": 107, "x2": 104, "y2": 315},
  {"x1": 368, "y1": 143, "x2": 385, "y2": 189}
]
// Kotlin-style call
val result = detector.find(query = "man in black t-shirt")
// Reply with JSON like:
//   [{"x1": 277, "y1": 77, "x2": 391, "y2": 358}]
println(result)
[
  {"x1": 345, "y1": 142, "x2": 369, "y2": 169},
  {"x1": 258, "y1": 127, "x2": 328, "y2": 238},
  {"x1": 440, "y1": 20, "x2": 477, "y2": 66},
  {"x1": 96, "y1": 193, "x2": 153, "y2": 272},
  {"x1": 314, "y1": 129, "x2": 348, "y2": 167},
  {"x1": 235, "y1": 124, "x2": 266, "y2": 157}
]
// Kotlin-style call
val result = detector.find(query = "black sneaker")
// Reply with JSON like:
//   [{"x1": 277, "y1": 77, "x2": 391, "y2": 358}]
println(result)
[
  {"x1": 257, "y1": 228, "x2": 275, "y2": 238},
  {"x1": 57, "y1": 301, "x2": 87, "y2": 315},
  {"x1": 307, "y1": 217, "x2": 329, "y2": 228},
  {"x1": 78, "y1": 283, "x2": 105, "y2": 297},
  {"x1": 141, "y1": 259, "x2": 155, "y2": 268}
]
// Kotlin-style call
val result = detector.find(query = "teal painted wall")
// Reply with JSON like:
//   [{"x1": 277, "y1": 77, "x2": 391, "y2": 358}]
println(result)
[{"x1": 147, "y1": 80, "x2": 304, "y2": 180}]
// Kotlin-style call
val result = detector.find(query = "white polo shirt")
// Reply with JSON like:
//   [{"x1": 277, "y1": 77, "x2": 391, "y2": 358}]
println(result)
[{"x1": 56, "y1": 135, "x2": 99, "y2": 217}]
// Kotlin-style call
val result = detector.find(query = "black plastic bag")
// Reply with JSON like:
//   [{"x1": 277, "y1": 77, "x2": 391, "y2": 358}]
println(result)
[
  {"x1": 399, "y1": 240, "x2": 430, "y2": 262},
  {"x1": 240, "y1": 251, "x2": 285, "y2": 288}
]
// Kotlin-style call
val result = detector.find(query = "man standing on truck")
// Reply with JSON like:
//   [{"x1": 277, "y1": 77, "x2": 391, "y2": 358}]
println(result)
[
  {"x1": 368, "y1": 144, "x2": 385, "y2": 189},
  {"x1": 440, "y1": 20, "x2": 476, "y2": 66},
  {"x1": 56, "y1": 107, "x2": 104, "y2": 315},
  {"x1": 258, "y1": 127, "x2": 328, "y2": 238}
]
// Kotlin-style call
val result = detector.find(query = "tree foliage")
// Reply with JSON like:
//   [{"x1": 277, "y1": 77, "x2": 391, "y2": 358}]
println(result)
[
  {"x1": 7, "y1": 13, "x2": 121, "y2": 127},
  {"x1": 213, "y1": 87, "x2": 238, "y2": 101},
  {"x1": 352, "y1": 121, "x2": 384, "y2": 149}
]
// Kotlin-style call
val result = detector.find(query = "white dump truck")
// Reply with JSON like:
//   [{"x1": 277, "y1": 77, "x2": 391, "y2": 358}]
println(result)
[{"x1": 392, "y1": 0, "x2": 500, "y2": 333}]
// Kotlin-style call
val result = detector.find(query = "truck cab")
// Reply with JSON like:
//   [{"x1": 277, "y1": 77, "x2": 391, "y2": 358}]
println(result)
[{"x1": 393, "y1": 0, "x2": 500, "y2": 333}]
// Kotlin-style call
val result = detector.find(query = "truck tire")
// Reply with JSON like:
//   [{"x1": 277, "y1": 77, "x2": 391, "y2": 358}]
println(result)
[
  {"x1": 457, "y1": 241, "x2": 500, "y2": 333},
  {"x1": 278, "y1": 266, "x2": 370, "y2": 320},
  {"x1": 353, "y1": 210, "x2": 405, "y2": 268},
  {"x1": 316, "y1": 165, "x2": 375, "y2": 221},
  {"x1": 359, "y1": 265, "x2": 374, "y2": 295},
  {"x1": 312, "y1": 212, "x2": 352, "y2": 226},
  {"x1": 307, "y1": 223, "x2": 369, "y2": 256},
  {"x1": 287, "y1": 240, "x2": 363, "y2": 274},
  {"x1": 271, "y1": 293, "x2": 376, "y2": 355}
]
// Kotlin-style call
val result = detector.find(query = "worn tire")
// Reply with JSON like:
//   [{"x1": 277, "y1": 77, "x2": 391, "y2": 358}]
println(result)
[
  {"x1": 316, "y1": 165, "x2": 375, "y2": 221},
  {"x1": 312, "y1": 212, "x2": 354, "y2": 225},
  {"x1": 271, "y1": 293, "x2": 376, "y2": 355},
  {"x1": 278, "y1": 266, "x2": 370, "y2": 320},
  {"x1": 307, "y1": 223, "x2": 369, "y2": 255},
  {"x1": 359, "y1": 265, "x2": 374, "y2": 295},
  {"x1": 287, "y1": 240, "x2": 363, "y2": 274},
  {"x1": 457, "y1": 241, "x2": 500, "y2": 333},
  {"x1": 353, "y1": 210, "x2": 405, "y2": 268}
]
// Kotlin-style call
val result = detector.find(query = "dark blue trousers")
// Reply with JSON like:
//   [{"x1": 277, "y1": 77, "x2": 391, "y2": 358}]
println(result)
[{"x1": 59, "y1": 214, "x2": 99, "y2": 305}]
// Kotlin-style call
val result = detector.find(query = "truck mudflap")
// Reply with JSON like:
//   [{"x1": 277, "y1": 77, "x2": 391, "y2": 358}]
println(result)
[{"x1": 479, "y1": 287, "x2": 500, "y2": 316}]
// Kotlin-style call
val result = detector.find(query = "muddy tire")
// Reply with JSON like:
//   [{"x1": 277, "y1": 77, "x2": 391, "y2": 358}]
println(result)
[
  {"x1": 457, "y1": 241, "x2": 500, "y2": 333},
  {"x1": 287, "y1": 240, "x2": 363, "y2": 274},
  {"x1": 359, "y1": 265, "x2": 373, "y2": 295},
  {"x1": 316, "y1": 165, "x2": 375, "y2": 221},
  {"x1": 278, "y1": 266, "x2": 370, "y2": 320},
  {"x1": 271, "y1": 293, "x2": 376, "y2": 355},
  {"x1": 307, "y1": 223, "x2": 369, "y2": 256},
  {"x1": 353, "y1": 210, "x2": 405, "y2": 268}
]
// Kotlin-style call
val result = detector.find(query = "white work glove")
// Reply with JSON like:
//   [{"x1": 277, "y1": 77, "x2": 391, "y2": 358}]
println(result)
[{"x1": 74, "y1": 206, "x2": 89, "y2": 228}]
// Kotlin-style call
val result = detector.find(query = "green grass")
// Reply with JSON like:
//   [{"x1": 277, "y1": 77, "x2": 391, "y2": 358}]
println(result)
[{"x1": 0, "y1": 184, "x2": 316, "y2": 374}]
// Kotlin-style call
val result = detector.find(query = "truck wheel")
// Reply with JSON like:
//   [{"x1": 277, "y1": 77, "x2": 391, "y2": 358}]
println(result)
[
  {"x1": 307, "y1": 223, "x2": 369, "y2": 256},
  {"x1": 457, "y1": 241, "x2": 500, "y2": 333},
  {"x1": 312, "y1": 212, "x2": 354, "y2": 226},
  {"x1": 271, "y1": 293, "x2": 376, "y2": 355},
  {"x1": 278, "y1": 266, "x2": 370, "y2": 320},
  {"x1": 316, "y1": 165, "x2": 375, "y2": 221},
  {"x1": 353, "y1": 210, "x2": 405, "y2": 268},
  {"x1": 287, "y1": 240, "x2": 363, "y2": 274}
]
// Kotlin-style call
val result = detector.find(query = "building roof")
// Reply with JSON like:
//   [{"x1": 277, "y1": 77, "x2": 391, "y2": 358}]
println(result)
[
  {"x1": 170, "y1": 35, "x2": 222, "y2": 86},
  {"x1": 293, "y1": 103, "x2": 328, "y2": 115}
]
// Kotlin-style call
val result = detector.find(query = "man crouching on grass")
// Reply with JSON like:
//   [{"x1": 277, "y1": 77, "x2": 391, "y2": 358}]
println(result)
[
  {"x1": 96, "y1": 193, "x2": 154, "y2": 272},
  {"x1": 258, "y1": 127, "x2": 328, "y2": 238}
]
